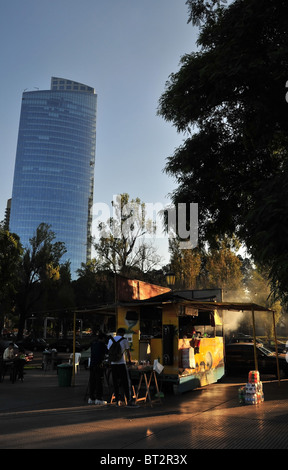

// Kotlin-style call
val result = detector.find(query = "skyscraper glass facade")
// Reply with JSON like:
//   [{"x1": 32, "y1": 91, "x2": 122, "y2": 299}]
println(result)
[{"x1": 10, "y1": 77, "x2": 97, "y2": 278}]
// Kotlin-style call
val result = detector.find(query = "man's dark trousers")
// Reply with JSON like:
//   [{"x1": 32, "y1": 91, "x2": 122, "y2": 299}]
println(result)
[{"x1": 89, "y1": 364, "x2": 104, "y2": 400}]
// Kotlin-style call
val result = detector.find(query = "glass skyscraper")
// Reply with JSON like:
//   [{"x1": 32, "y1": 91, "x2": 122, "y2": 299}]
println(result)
[{"x1": 9, "y1": 77, "x2": 97, "y2": 278}]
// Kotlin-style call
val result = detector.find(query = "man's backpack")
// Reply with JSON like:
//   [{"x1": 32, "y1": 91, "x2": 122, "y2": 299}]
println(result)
[{"x1": 108, "y1": 336, "x2": 124, "y2": 363}]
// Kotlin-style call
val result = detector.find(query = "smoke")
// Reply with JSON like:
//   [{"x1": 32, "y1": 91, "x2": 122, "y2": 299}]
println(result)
[{"x1": 222, "y1": 288, "x2": 251, "y2": 335}]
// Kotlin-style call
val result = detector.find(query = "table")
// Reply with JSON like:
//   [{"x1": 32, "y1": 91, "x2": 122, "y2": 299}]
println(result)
[
  {"x1": 1, "y1": 358, "x2": 25, "y2": 383},
  {"x1": 134, "y1": 367, "x2": 162, "y2": 406}
]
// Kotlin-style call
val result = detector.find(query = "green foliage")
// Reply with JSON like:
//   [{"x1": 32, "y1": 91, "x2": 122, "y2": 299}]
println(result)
[
  {"x1": 202, "y1": 241, "x2": 243, "y2": 290},
  {"x1": 169, "y1": 236, "x2": 243, "y2": 291},
  {"x1": 185, "y1": 0, "x2": 228, "y2": 26},
  {"x1": 93, "y1": 193, "x2": 161, "y2": 275},
  {"x1": 75, "y1": 260, "x2": 115, "y2": 306},
  {"x1": 245, "y1": 164, "x2": 288, "y2": 303},
  {"x1": 23, "y1": 222, "x2": 66, "y2": 284},
  {"x1": 169, "y1": 239, "x2": 201, "y2": 289},
  {"x1": 0, "y1": 230, "x2": 22, "y2": 328},
  {"x1": 158, "y1": 0, "x2": 288, "y2": 302},
  {"x1": 15, "y1": 223, "x2": 67, "y2": 338}
]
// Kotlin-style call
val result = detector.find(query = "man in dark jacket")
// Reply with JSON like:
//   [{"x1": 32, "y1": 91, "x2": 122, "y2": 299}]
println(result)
[{"x1": 88, "y1": 331, "x2": 107, "y2": 405}]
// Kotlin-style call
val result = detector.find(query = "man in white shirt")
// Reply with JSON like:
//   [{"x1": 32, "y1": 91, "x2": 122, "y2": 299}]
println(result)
[
  {"x1": 3, "y1": 343, "x2": 15, "y2": 361},
  {"x1": 107, "y1": 328, "x2": 138, "y2": 408}
]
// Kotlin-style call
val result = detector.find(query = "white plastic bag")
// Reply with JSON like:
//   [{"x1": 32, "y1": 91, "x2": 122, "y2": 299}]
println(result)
[{"x1": 153, "y1": 359, "x2": 164, "y2": 374}]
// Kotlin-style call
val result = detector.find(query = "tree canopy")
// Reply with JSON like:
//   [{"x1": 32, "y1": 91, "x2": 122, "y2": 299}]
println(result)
[
  {"x1": 93, "y1": 193, "x2": 161, "y2": 275},
  {"x1": 158, "y1": 0, "x2": 288, "y2": 302},
  {"x1": 0, "y1": 228, "x2": 22, "y2": 322},
  {"x1": 15, "y1": 223, "x2": 67, "y2": 338}
]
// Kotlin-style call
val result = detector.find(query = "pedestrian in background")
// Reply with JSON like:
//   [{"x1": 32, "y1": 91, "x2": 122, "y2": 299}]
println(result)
[{"x1": 88, "y1": 331, "x2": 107, "y2": 405}]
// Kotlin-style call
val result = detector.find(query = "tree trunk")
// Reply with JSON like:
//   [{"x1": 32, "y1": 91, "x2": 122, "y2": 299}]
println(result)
[{"x1": 17, "y1": 311, "x2": 26, "y2": 340}]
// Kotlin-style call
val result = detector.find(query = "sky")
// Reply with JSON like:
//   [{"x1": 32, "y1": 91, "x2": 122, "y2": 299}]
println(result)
[{"x1": 0, "y1": 0, "x2": 198, "y2": 266}]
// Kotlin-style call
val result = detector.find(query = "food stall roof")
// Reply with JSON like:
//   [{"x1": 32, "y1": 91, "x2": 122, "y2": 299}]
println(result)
[{"x1": 75, "y1": 291, "x2": 273, "y2": 314}]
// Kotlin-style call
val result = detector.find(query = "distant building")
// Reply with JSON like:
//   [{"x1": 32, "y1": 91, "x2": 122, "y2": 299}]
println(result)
[{"x1": 9, "y1": 77, "x2": 97, "y2": 278}]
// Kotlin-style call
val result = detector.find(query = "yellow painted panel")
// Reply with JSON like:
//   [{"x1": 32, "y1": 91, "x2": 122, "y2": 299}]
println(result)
[
  {"x1": 178, "y1": 337, "x2": 224, "y2": 374},
  {"x1": 117, "y1": 306, "x2": 140, "y2": 361},
  {"x1": 150, "y1": 338, "x2": 162, "y2": 364}
]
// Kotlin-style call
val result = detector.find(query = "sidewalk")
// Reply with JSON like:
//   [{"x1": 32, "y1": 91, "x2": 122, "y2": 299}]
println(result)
[{"x1": 1, "y1": 366, "x2": 288, "y2": 450}]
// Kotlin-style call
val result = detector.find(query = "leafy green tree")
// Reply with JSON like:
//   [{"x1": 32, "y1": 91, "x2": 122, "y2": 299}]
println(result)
[
  {"x1": 0, "y1": 228, "x2": 22, "y2": 332},
  {"x1": 168, "y1": 235, "x2": 244, "y2": 291},
  {"x1": 39, "y1": 261, "x2": 76, "y2": 339},
  {"x1": 200, "y1": 239, "x2": 243, "y2": 290},
  {"x1": 169, "y1": 240, "x2": 201, "y2": 289},
  {"x1": 15, "y1": 223, "x2": 67, "y2": 339},
  {"x1": 93, "y1": 193, "x2": 161, "y2": 276},
  {"x1": 158, "y1": 0, "x2": 288, "y2": 301},
  {"x1": 74, "y1": 259, "x2": 115, "y2": 307},
  {"x1": 245, "y1": 168, "x2": 288, "y2": 303},
  {"x1": 185, "y1": 0, "x2": 228, "y2": 26}
]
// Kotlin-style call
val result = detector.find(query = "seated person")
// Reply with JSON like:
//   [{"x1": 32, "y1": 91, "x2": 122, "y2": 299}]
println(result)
[
  {"x1": 2, "y1": 342, "x2": 16, "y2": 381},
  {"x1": 3, "y1": 343, "x2": 15, "y2": 361}
]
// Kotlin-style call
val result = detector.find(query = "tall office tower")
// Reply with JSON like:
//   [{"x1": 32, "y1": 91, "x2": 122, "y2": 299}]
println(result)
[{"x1": 9, "y1": 77, "x2": 97, "y2": 278}]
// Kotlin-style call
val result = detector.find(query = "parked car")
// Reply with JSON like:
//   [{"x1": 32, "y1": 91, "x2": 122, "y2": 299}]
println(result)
[
  {"x1": 48, "y1": 338, "x2": 81, "y2": 353},
  {"x1": 263, "y1": 340, "x2": 287, "y2": 354},
  {"x1": 225, "y1": 342, "x2": 288, "y2": 377},
  {"x1": 227, "y1": 333, "x2": 262, "y2": 344},
  {"x1": 227, "y1": 334, "x2": 288, "y2": 354},
  {"x1": 17, "y1": 337, "x2": 49, "y2": 352}
]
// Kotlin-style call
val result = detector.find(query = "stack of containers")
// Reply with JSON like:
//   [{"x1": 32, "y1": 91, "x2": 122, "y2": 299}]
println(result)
[{"x1": 238, "y1": 370, "x2": 264, "y2": 405}]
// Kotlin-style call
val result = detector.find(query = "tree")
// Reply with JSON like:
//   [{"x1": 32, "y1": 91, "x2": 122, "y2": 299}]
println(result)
[
  {"x1": 15, "y1": 223, "x2": 67, "y2": 339},
  {"x1": 185, "y1": 0, "x2": 228, "y2": 26},
  {"x1": 158, "y1": 0, "x2": 288, "y2": 301},
  {"x1": 93, "y1": 193, "x2": 161, "y2": 276},
  {"x1": 169, "y1": 240, "x2": 201, "y2": 289},
  {"x1": 74, "y1": 260, "x2": 115, "y2": 307},
  {"x1": 0, "y1": 228, "x2": 22, "y2": 332},
  {"x1": 201, "y1": 239, "x2": 243, "y2": 290},
  {"x1": 40, "y1": 261, "x2": 76, "y2": 339},
  {"x1": 245, "y1": 167, "x2": 288, "y2": 303},
  {"x1": 168, "y1": 234, "x2": 244, "y2": 291}
]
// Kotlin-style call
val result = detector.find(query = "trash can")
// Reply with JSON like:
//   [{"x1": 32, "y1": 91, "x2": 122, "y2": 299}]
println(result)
[{"x1": 57, "y1": 363, "x2": 73, "y2": 387}]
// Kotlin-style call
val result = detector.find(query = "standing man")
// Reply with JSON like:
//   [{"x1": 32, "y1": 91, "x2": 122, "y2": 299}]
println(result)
[
  {"x1": 88, "y1": 331, "x2": 107, "y2": 405},
  {"x1": 108, "y1": 328, "x2": 138, "y2": 408}
]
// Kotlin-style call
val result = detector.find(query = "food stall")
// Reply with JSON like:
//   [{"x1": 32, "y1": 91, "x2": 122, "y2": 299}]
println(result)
[
  {"x1": 110, "y1": 290, "x2": 225, "y2": 394},
  {"x1": 71, "y1": 278, "x2": 278, "y2": 391}
]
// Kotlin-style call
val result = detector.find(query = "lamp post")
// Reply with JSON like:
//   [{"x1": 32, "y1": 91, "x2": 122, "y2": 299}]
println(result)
[{"x1": 165, "y1": 271, "x2": 176, "y2": 289}]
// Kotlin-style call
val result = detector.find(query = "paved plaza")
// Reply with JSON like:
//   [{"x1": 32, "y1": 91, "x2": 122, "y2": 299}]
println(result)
[{"x1": 1, "y1": 363, "x2": 288, "y2": 453}]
